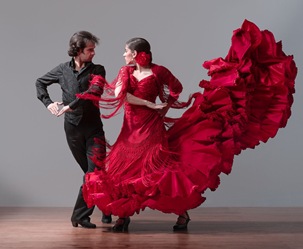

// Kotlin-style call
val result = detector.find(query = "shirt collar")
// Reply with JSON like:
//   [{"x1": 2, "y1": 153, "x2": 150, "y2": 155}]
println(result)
[{"x1": 69, "y1": 58, "x2": 92, "y2": 69}]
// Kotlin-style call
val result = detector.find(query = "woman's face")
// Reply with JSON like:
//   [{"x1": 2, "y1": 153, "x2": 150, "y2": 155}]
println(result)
[{"x1": 123, "y1": 45, "x2": 135, "y2": 65}]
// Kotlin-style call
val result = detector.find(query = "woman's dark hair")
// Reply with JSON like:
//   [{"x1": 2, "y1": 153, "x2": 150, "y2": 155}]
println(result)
[
  {"x1": 126, "y1": 37, "x2": 151, "y2": 54},
  {"x1": 68, "y1": 31, "x2": 99, "y2": 57}
]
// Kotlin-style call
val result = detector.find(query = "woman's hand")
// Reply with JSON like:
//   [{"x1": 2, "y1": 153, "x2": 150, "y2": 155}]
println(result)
[
  {"x1": 157, "y1": 104, "x2": 170, "y2": 117},
  {"x1": 145, "y1": 101, "x2": 167, "y2": 110}
]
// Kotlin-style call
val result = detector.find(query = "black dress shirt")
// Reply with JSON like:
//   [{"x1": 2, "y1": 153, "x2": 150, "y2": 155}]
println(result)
[{"x1": 36, "y1": 59, "x2": 105, "y2": 125}]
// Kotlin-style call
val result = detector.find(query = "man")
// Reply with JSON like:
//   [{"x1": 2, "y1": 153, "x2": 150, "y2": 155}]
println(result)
[{"x1": 35, "y1": 31, "x2": 112, "y2": 228}]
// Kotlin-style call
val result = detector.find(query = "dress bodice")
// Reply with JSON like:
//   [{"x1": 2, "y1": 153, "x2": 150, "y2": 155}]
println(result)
[{"x1": 129, "y1": 74, "x2": 160, "y2": 102}]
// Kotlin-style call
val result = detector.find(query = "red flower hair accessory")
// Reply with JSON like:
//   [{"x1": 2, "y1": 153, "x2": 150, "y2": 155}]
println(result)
[{"x1": 135, "y1": 52, "x2": 152, "y2": 67}]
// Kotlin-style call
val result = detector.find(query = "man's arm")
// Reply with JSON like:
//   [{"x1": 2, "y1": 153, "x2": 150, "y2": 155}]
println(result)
[
  {"x1": 35, "y1": 64, "x2": 63, "y2": 115},
  {"x1": 69, "y1": 65, "x2": 105, "y2": 110},
  {"x1": 35, "y1": 64, "x2": 62, "y2": 107},
  {"x1": 57, "y1": 65, "x2": 106, "y2": 116}
]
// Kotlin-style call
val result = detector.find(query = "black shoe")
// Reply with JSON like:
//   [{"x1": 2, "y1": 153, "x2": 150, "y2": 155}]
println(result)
[
  {"x1": 112, "y1": 217, "x2": 130, "y2": 232},
  {"x1": 101, "y1": 213, "x2": 112, "y2": 224},
  {"x1": 173, "y1": 212, "x2": 190, "y2": 231},
  {"x1": 71, "y1": 219, "x2": 96, "y2": 229}
]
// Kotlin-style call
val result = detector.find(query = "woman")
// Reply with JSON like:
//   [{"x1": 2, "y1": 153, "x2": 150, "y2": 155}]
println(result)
[
  {"x1": 82, "y1": 37, "x2": 198, "y2": 231},
  {"x1": 81, "y1": 20, "x2": 296, "y2": 232}
]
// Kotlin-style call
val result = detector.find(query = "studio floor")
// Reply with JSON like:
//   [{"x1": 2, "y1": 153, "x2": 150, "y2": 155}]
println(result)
[{"x1": 0, "y1": 207, "x2": 302, "y2": 249}]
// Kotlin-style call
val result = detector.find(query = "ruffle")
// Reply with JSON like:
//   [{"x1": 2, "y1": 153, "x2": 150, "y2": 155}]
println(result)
[
  {"x1": 167, "y1": 19, "x2": 297, "y2": 196},
  {"x1": 83, "y1": 19, "x2": 297, "y2": 216},
  {"x1": 83, "y1": 167, "x2": 205, "y2": 217}
]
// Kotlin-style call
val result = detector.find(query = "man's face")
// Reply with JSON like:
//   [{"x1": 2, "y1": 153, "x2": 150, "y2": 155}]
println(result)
[{"x1": 79, "y1": 41, "x2": 96, "y2": 62}]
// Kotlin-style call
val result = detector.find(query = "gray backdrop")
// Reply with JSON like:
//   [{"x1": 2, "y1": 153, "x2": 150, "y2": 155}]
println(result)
[{"x1": 0, "y1": 0, "x2": 302, "y2": 208}]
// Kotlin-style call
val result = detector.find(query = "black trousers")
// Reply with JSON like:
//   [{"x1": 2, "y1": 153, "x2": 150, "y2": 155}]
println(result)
[{"x1": 64, "y1": 118, "x2": 105, "y2": 222}]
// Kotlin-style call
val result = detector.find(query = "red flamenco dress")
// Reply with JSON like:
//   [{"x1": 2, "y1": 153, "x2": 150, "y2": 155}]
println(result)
[{"x1": 81, "y1": 20, "x2": 297, "y2": 217}]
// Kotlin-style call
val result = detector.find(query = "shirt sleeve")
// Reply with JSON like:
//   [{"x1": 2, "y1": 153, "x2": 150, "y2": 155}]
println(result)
[{"x1": 35, "y1": 64, "x2": 62, "y2": 108}]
